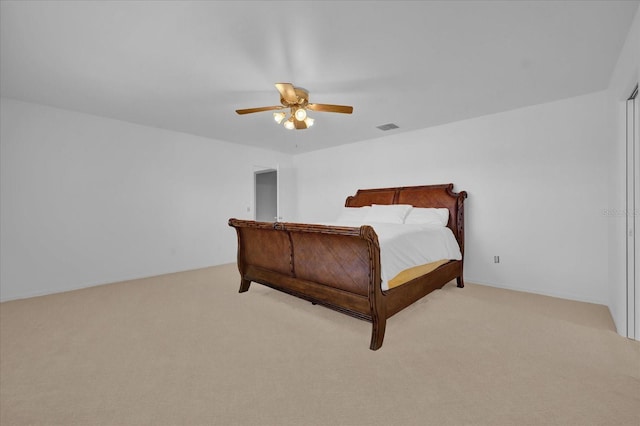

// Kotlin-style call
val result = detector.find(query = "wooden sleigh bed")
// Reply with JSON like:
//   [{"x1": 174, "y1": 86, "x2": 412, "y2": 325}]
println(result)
[{"x1": 228, "y1": 183, "x2": 467, "y2": 350}]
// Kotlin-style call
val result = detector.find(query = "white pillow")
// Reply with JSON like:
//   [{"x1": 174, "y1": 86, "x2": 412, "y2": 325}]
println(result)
[
  {"x1": 336, "y1": 206, "x2": 370, "y2": 222},
  {"x1": 404, "y1": 207, "x2": 450, "y2": 226},
  {"x1": 363, "y1": 204, "x2": 413, "y2": 224}
]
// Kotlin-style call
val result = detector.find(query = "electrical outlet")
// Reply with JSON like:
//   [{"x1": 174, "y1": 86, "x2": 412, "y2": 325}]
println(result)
[{"x1": 494, "y1": 256, "x2": 500, "y2": 263}]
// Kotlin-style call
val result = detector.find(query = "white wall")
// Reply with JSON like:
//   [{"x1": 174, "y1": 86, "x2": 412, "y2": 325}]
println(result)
[
  {"x1": 607, "y1": 6, "x2": 640, "y2": 336},
  {"x1": 0, "y1": 98, "x2": 293, "y2": 301},
  {"x1": 294, "y1": 91, "x2": 611, "y2": 305}
]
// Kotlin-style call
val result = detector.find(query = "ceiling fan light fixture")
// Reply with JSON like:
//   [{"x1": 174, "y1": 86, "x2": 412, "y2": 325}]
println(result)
[
  {"x1": 273, "y1": 111, "x2": 286, "y2": 124},
  {"x1": 304, "y1": 117, "x2": 314, "y2": 127},
  {"x1": 283, "y1": 118, "x2": 295, "y2": 130},
  {"x1": 294, "y1": 107, "x2": 307, "y2": 121}
]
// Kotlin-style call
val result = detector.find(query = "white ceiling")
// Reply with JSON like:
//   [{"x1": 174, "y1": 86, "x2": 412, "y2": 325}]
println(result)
[{"x1": 1, "y1": 1, "x2": 638, "y2": 154}]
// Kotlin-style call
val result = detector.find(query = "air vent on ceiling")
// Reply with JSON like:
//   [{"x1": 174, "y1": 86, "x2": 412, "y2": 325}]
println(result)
[{"x1": 376, "y1": 123, "x2": 399, "y2": 131}]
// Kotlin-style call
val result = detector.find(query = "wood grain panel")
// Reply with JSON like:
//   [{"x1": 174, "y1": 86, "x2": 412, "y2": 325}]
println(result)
[
  {"x1": 239, "y1": 227, "x2": 292, "y2": 276},
  {"x1": 291, "y1": 233, "x2": 371, "y2": 296},
  {"x1": 345, "y1": 189, "x2": 396, "y2": 207}
]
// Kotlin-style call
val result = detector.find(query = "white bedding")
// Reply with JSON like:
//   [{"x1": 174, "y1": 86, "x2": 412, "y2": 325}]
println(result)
[{"x1": 317, "y1": 221, "x2": 462, "y2": 291}]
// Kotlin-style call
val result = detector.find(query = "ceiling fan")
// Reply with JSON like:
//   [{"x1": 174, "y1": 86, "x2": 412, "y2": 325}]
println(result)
[{"x1": 235, "y1": 83, "x2": 353, "y2": 130}]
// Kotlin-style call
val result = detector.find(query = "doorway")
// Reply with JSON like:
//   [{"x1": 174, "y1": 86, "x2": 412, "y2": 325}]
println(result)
[
  {"x1": 255, "y1": 169, "x2": 278, "y2": 222},
  {"x1": 627, "y1": 84, "x2": 639, "y2": 339}
]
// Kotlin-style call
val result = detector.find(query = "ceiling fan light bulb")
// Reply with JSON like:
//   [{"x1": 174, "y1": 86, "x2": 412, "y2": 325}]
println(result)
[
  {"x1": 273, "y1": 112, "x2": 286, "y2": 124},
  {"x1": 294, "y1": 108, "x2": 307, "y2": 121},
  {"x1": 284, "y1": 119, "x2": 295, "y2": 130},
  {"x1": 304, "y1": 117, "x2": 314, "y2": 127}
]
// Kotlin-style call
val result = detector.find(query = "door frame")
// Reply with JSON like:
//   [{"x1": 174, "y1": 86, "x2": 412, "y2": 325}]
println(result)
[{"x1": 627, "y1": 84, "x2": 639, "y2": 339}]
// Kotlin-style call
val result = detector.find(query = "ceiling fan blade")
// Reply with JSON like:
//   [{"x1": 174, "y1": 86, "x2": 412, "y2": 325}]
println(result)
[
  {"x1": 275, "y1": 83, "x2": 298, "y2": 104},
  {"x1": 235, "y1": 106, "x2": 283, "y2": 115},
  {"x1": 293, "y1": 118, "x2": 308, "y2": 130},
  {"x1": 307, "y1": 103, "x2": 353, "y2": 114}
]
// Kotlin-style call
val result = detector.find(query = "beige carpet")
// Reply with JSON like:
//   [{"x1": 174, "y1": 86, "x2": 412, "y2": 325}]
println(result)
[{"x1": 1, "y1": 263, "x2": 639, "y2": 426}]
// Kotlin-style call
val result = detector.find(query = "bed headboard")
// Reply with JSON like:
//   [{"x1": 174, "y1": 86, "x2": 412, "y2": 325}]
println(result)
[{"x1": 345, "y1": 183, "x2": 468, "y2": 254}]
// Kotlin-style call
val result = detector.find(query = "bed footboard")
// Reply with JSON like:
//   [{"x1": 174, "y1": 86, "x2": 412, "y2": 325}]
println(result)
[{"x1": 228, "y1": 219, "x2": 387, "y2": 349}]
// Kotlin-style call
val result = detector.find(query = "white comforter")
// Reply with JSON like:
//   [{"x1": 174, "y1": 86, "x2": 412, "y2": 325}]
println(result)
[{"x1": 317, "y1": 221, "x2": 462, "y2": 290}]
